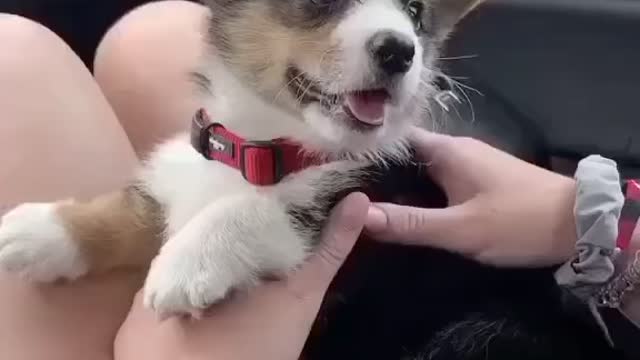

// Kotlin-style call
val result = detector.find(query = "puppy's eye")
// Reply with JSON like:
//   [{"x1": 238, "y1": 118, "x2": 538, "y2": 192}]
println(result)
[{"x1": 405, "y1": 0, "x2": 424, "y2": 31}]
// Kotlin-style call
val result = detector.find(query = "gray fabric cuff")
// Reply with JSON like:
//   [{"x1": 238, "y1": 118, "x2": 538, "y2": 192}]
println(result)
[{"x1": 555, "y1": 155, "x2": 624, "y2": 300}]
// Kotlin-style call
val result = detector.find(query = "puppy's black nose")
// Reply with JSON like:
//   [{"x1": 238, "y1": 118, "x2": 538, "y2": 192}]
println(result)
[{"x1": 368, "y1": 31, "x2": 415, "y2": 76}]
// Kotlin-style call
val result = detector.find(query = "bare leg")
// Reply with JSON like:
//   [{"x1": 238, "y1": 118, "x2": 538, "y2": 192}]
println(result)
[
  {"x1": 0, "y1": 14, "x2": 142, "y2": 360},
  {"x1": 0, "y1": 1, "x2": 209, "y2": 283},
  {"x1": 94, "y1": 0, "x2": 209, "y2": 156}
]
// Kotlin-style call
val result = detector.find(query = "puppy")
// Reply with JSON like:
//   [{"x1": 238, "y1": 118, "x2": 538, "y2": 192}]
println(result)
[{"x1": 0, "y1": 0, "x2": 482, "y2": 317}]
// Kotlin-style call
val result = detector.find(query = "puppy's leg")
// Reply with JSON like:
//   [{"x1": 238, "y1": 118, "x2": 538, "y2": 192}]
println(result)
[
  {"x1": 143, "y1": 163, "x2": 364, "y2": 318},
  {"x1": 0, "y1": 184, "x2": 164, "y2": 281},
  {"x1": 143, "y1": 192, "x2": 307, "y2": 318}
]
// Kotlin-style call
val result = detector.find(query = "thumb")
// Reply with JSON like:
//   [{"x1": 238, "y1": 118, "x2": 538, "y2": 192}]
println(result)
[
  {"x1": 288, "y1": 192, "x2": 370, "y2": 294},
  {"x1": 365, "y1": 202, "x2": 472, "y2": 251}
]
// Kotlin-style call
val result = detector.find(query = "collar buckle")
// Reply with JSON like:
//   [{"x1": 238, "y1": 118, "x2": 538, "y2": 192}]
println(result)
[
  {"x1": 191, "y1": 109, "x2": 234, "y2": 160},
  {"x1": 191, "y1": 109, "x2": 216, "y2": 160}
]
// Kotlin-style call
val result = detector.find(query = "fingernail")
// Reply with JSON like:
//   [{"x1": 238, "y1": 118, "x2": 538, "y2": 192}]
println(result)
[{"x1": 366, "y1": 205, "x2": 388, "y2": 232}]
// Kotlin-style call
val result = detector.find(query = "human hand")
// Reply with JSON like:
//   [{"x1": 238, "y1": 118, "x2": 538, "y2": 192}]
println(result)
[
  {"x1": 365, "y1": 128, "x2": 578, "y2": 267},
  {"x1": 114, "y1": 192, "x2": 369, "y2": 360}
]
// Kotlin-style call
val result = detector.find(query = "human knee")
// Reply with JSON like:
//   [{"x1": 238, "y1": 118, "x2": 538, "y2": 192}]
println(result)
[
  {"x1": 0, "y1": 14, "x2": 75, "y2": 74},
  {"x1": 94, "y1": 0, "x2": 207, "y2": 85},
  {"x1": 93, "y1": 1, "x2": 208, "y2": 155}
]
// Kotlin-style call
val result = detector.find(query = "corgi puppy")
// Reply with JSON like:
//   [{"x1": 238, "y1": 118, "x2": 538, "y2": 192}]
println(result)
[{"x1": 0, "y1": 0, "x2": 483, "y2": 318}]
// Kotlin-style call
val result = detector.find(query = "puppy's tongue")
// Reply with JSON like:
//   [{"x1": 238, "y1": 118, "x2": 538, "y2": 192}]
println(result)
[{"x1": 345, "y1": 90, "x2": 388, "y2": 126}]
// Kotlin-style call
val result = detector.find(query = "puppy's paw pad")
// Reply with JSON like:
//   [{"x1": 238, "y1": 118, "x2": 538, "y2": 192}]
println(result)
[{"x1": 0, "y1": 203, "x2": 87, "y2": 282}]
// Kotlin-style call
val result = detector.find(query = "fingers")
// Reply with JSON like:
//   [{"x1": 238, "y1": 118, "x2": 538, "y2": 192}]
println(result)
[
  {"x1": 288, "y1": 192, "x2": 370, "y2": 295},
  {"x1": 365, "y1": 202, "x2": 475, "y2": 254}
]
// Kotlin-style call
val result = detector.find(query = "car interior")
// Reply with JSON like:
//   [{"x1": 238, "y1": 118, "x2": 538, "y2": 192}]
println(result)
[
  {"x1": 442, "y1": 0, "x2": 640, "y2": 180},
  {"x1": 0, "y1": 1, "x2": 638, "y2": 359}
]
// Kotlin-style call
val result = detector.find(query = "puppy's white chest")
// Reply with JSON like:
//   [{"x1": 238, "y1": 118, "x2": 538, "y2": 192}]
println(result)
[{"x1": 140, "y1": 133, "x2": 254, "y2": 236}]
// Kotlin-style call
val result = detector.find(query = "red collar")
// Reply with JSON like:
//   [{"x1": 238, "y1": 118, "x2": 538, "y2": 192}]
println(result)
[{"x1": 190, "y1": 109, "x2": 324, "y2": 185}]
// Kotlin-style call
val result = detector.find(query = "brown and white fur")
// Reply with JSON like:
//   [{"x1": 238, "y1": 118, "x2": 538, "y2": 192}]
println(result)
[{"x1": 0, "y1": 0, "x2": 482, "y2": 318}]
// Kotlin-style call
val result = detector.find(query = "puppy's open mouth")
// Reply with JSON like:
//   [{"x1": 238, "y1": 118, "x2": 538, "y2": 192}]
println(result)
[{"x1": 286, "y1": 66, "x2": 390, "y2": 128}]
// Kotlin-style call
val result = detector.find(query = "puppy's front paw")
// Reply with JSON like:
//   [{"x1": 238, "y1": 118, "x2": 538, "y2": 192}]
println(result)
[
  {"x1": 143, "y1": 193, "x2": 311, "y2": 319},
  {"x1": 143, "y1": 236, "x2": 244, "y2": 319},
  {"x1": 0, "y1": 203, "x2": 88, "y2": 282}
]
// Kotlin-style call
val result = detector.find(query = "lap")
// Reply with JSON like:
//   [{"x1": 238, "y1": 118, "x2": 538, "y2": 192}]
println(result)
[
  {"x1": 0, "y1": 1, "x2": 209, "y2": 358},
  {"x1": 0, "y1": 13, "x2": 141, "y2": 360}
]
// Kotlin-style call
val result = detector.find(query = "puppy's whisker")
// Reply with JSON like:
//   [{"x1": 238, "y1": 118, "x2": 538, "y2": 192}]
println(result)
[
  {"x1": 427, "y1": 70, "x2": 483, "y2": 96},
  {"x1": 437, "y1": 54, "x2": 479, "y2": 61},
  {"x1": 273, "y1": 70, "x2": 309, "y2": 104},
  {"x1": 317, "y1": 47, "x2": 339, "y2": 72},
  {"x1": 421, "y1": 70, "x2": 480, "y2": 124},
  {"x1": 449, "y1": 78, "x2": 483, "y2": 97},
  {"x1": 452, "y1": 81, "x2": 475, "y2": 123},
  {"x1": 296, "y1": 78, "x2": 318, "y2": 107}
]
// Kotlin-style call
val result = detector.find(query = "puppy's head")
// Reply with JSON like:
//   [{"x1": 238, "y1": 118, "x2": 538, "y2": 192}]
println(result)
[{"x1": 206, "y1": 0, "x2": 482, "y2": 157}]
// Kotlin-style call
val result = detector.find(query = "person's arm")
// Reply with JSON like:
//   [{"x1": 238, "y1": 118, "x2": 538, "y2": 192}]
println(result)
[{"x1": 521, "y1": 156, "x2": 640, "y2": 357}]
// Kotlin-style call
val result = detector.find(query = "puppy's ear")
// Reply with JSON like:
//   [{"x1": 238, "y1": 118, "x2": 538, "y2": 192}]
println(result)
[{"x1": 431, "y1": 0, "x2": 484, "y2": 40}]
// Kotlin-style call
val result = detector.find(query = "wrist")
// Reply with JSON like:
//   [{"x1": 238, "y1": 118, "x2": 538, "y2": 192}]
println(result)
[{"x1": 553, "y1": 177, "x2": 579, "y2": 263}]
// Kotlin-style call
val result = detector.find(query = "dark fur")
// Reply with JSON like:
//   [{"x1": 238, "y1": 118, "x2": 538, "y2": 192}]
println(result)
[
  {"x1": 285, "y1": 162, "x2": 397, "y2": 245},
  {"x1": 286, "y1": 168, "x2": 361, "y2": 245}
]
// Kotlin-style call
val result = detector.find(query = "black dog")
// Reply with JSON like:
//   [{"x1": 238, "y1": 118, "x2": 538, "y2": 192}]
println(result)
[{"x1": 304, "y1": 161, "x2": 624, "y2": 360}]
